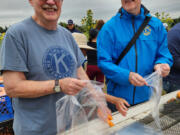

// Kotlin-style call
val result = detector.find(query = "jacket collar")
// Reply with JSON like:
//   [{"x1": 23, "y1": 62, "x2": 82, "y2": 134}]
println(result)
[{"x1": 118, "y1": 4, "x2": 150, "y2": 19}]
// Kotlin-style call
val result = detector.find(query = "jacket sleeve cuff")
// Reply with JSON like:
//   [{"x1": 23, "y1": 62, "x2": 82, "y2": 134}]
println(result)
[
  {"x1": 112, "y1": 69, "x2": 130, "y2": 86},
  {"x1": 155, "y1": 59, "x2": 173, "y2": 67}
]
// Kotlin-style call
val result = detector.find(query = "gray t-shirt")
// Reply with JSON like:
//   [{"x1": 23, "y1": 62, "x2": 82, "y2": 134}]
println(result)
[{"x1": 0, "y1": 17, "x2": 85, "y2": 135}]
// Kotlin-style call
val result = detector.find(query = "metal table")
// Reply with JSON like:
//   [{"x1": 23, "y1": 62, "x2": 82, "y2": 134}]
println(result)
[
  {"x1": 109, "y1": 90, "x2": 180, "y2": 135},
  {"x1": 61, "y1": 90, "x2": 180, "y2": 135}
]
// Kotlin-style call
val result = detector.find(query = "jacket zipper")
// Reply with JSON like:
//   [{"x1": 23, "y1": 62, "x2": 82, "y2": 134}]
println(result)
[{"x1": 132, "y1": 17, "x2": 138, "y2": 105}]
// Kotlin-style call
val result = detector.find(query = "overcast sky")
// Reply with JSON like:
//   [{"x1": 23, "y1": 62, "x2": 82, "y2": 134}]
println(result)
[{"x1": 0, "y1": 0, "x2": 180, "y2": 27}]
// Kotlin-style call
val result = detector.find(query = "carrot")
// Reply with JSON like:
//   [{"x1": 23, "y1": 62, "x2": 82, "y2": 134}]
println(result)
[
  {"x1": 107, "y1": 120, "x2": 114, "y2": 127},
  {"x1": 108, "y1": 114, "x2": 113, "y2": 120},
  {"x1": 97, "y1": 109, "x2": 114, "y2": 127}
]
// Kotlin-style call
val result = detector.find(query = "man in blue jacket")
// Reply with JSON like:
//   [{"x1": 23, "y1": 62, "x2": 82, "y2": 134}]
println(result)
[{"x1": 97, "y1": 0, "x2": 173, "y2": 111}]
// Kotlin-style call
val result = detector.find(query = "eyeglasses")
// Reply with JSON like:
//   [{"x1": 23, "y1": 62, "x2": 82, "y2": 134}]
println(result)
[{"x1": 40, "y1": 0, "x2": 63, "y2": 2}]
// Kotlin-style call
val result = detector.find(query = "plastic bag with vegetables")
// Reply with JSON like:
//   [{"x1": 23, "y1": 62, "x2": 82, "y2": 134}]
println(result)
[{"x1": 56, "y1": 81, "x2": 112, "y2": 135}]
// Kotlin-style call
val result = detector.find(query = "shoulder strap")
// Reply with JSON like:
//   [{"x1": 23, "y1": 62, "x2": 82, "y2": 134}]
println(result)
[{"x1": 115, "y1": 16, "x2": 151, "y2": 65}]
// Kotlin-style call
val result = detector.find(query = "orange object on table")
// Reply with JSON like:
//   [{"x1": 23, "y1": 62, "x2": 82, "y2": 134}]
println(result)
[
  {"x1": 107, "y1": 119, "x2": 115, "y2": 127},
  {"x1": 177, "y1": 91, "x2": 180, "y2": 99},
  {"x1": 108, "y1": 114, "x2": 113, "y2": 121},
  {"x1": 97, "y1": 108, "x2": 115, "y2": 127},
  {"x1": 107, "y1": 114, "x2": 114, "y2": 127},
  {"x1": 0, "y1": 86, "x2": 6, "y2": 96}
]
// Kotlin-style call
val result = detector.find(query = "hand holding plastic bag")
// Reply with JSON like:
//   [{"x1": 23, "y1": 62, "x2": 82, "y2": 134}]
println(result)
[
  {"x1": 154, "y1": 63, "x2": 170, "y2": 77},
  {"x1": 56, "y1": 81, "x2": 112, "y2": 135}
]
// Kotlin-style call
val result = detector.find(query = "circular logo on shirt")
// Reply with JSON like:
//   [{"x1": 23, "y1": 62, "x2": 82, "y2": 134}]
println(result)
[
  {"x1": 143, "y1": 26, "x2": 151, "y2": 36},
  {"x1": 42, "y1": 46, "x2": 75, "y2": 79}
]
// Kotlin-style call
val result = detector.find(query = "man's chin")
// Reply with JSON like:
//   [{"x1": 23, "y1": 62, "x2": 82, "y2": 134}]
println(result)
[
  {"x1": 44, "y1": 15, "x2": 59, "y2": 22},
  {"x1": 124, "y1": 5, "x2": 136, "y2": 12}
]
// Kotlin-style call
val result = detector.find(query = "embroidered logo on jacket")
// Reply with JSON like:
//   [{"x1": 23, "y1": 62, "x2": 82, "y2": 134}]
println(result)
[
  {"x1": 143, "y1": 26, "x2": 151, "y2": 36},
  {"x1": 42, "y1": 46, "x2": 75, "y2": 79}
]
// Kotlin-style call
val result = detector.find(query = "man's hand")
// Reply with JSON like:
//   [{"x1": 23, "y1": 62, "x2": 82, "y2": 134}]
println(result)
[
  {"x1": 129, "y1": 72, "x2": 148, "y2": 86},
  {"x1": 114, "y1": 97, "x2": 130, "y2": 116},
  {"x1": 105, "y1": 94, "x2": 130, "y2": 117},
  {"x1": 154, "y1": 64, "x2": 170, "y2": 77},
  {"x1": 59, "y1": 78, "x2": 87, "y2": 95}
]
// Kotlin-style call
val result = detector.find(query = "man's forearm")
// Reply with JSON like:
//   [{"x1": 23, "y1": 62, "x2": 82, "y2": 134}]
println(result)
[
  {"x1": 77, "y1": 66, "x2": 89, "y2": 80},
  {"x1": 105, "y1": 93, "x2": 116, "y2": 104},
  {"x1": 5, "y1": 79, "x2": 55, "y2": 98},
  {"x1": 3, "y1": 71, "x2": 55, "y2": 98}
]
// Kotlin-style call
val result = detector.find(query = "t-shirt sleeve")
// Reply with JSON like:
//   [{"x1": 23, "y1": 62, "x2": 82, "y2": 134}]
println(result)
[{"x1": 0, "y1": 30, "x2": 28, "y2": 73}]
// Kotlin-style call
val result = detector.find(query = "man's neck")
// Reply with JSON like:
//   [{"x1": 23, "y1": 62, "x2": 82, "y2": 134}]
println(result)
[
  {"x1": 132, "y1": 6, "x2": 141, "y2": 16},
  {"x1": 32, "y1": 16, "x2": 58, "y2": 30},
  {"x1": 126, "y1": 5, "x2": 141, "y2": 16}
]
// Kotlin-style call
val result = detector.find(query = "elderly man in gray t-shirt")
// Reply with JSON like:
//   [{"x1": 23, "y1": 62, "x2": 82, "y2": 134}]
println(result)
[
  {"x1": 0, "y1": 0, "x2": 89, "y2": 135},
  {"x1": 0, "y1": 0, "x2": 132, "y2": 134}
]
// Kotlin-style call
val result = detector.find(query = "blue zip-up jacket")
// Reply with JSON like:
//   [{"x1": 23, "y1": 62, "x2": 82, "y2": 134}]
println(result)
[{"x1": 97, "y1": 6, "x2": 173, "y2": 105}]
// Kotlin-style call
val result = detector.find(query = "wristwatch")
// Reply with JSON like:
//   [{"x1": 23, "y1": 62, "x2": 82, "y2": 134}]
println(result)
[{"x1": 53, "y1": 80, "x2": 61, "y2": 93}]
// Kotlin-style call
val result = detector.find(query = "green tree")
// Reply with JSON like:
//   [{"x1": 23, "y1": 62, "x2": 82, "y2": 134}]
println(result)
[
  {"x1": 154, "y1": 12, "x2": 174, "y2": 30},
  {"x1": 0, "y1": 32, "x2": 5, "y2": 47},
  {"x1": 81, "y1": 9, "x2": 97, "y2": 38},
  {"x1": 59, "y1": 22, "x2": 67, "y2": 28},
  {"x1": 172, "y1": 17, "x2": 180, "y2": 26}
]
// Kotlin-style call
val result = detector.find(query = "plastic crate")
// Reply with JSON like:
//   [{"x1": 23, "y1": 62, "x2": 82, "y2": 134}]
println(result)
[
  {"x1": 0, "y1": 85, "x2": 14, "y2": 123},
  {"x1": 0, "y1": 84, "x2": 14, "y2": 135}
]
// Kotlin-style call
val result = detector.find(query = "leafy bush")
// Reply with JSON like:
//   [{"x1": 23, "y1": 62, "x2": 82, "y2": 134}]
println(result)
[
  {"x1": 155, "y1": 12, "x2": 174, "y2": 30},
  {"x1": 81, "y1": 9, "x2": 97, "y2": 38},
  {"x1": 0, "y1": 32, "x2": 5, "y2": 47}
]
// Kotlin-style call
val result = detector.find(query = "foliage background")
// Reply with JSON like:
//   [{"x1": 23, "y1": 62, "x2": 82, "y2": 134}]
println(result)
[
  {"x1": 0, "y1": 10, "x2": 180, "y2": 46},
  {"x1": 0, "y1": 32, "x2": 5, "y2": 47}
]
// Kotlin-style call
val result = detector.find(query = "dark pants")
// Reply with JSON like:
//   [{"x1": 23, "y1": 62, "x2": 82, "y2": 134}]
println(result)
[
  {"x1": 86, "y1": 65, "x2": 104, "y2": 83},
  {"x1": 107, "y1": 102, "x2": 117, "y2": 113}
]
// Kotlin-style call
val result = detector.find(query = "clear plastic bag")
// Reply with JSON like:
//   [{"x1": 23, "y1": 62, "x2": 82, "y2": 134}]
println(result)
[
  {"x1": 144, "y1": 71, "x2": 163, "y2": 131},
  {"x1": 113, "y1": 71, "x2": 164, "y2": 135},
  {"x1": 56, "y1": 81, "x2": 110, "y2": 135}
]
